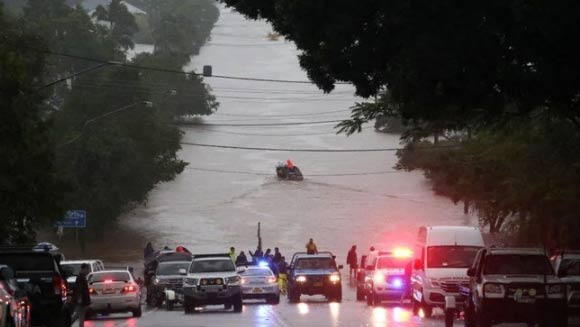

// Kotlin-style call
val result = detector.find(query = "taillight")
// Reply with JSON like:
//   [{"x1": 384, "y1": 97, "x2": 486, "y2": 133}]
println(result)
[
  {"x1": 53, "y1": 275, "x2": 67, "y2": 296},
  {"x1": 121, "y1": 284, "x2": 137, "y2": 293},
  {"x1": 89, "y1": 288, "x2": 97, "y2": 295},
  {"x1": 266, "y1": 277, "x2": 277, "y2": 284}
]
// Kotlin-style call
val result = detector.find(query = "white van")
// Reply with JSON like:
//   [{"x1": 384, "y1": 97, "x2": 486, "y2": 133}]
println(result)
[{"x1": 410, "y1": 226, "x2": 484, "y2": 317}]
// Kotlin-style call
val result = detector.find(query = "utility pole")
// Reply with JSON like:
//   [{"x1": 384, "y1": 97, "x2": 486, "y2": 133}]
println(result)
[{"x1": 257, "y1": 222, "x2": 262, "y2": 252}]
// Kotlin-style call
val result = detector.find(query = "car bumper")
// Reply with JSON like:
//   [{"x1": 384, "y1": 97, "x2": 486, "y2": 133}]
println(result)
[
  {"x1": 183, "y1": 285, "x2": 241, "y2": 304},
  {"x1": 421, "y1": 288, "x2": 462, "y2": 307},
  {"x1": 89, "y1": 294, "x2": 140, "y2": 312},
  {"x1": 241, "y1": 284, "x2": 279, "y2": 298},
  {"x1": 290, "y1": 282, "x2": 341, "y2": 296},
  {"x1": 372, "y1": 284, "x2": 407, "y2": 299},
  {"x1": 481, "y1": 298, "x2": 567, "y2": 322}
]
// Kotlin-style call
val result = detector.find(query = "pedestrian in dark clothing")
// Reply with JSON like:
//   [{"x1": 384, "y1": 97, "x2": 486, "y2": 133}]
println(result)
[
  {"x1": 264, "y1": 248, "x2": 272, "y2": 259},
  {"x1": 144, "y1": 242, "x2": 154, "y2": 261},
  {"x1": 273, "y1": 247, "x2": 282, "y2": 264},
  {"x1": 71, "y1": 263, "x2": 91, "y2": 327},
  {"x1": 248, "y1": 248, "x2": 263, "y2": 264},
  {"x1": 236, "y1": 251, "x2": 248, "y2": 266},
  {"x1": 347, "y1": 245, "x2": 358, "y2": 278}
]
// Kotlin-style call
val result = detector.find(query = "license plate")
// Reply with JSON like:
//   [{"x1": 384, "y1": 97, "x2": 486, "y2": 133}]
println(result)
[
  {"x1": 103, "y1": 288, "x2": 115, "y2": 294},
  {"x1": 516, "y1": 297, "x2": 535, "y2": 304},
  {"x1": 313, "y1": 282, "x2": 324, "y2": 287},
  {"x1": 252, "y1": 288, "x2": 263, "y2": 293}
]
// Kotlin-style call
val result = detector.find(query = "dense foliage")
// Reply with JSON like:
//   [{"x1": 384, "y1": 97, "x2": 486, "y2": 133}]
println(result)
[
  {"x1": 1, "y1": 0, "x2": 219, "y2": 242},
  {"x1": 221, "y1": 0, "x2": 580, "y2": 247},
  {"x1": 0, "y1": 6, "x2": 65, "y2": 243}
]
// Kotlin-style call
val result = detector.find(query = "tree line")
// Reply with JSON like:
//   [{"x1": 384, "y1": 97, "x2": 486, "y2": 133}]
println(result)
[
  {"x1": 0, "y1": 0, "x2": 219, "y2": 243},
  {"x1": 220, "y1": 0, "x2": 580, "y2": 248}
]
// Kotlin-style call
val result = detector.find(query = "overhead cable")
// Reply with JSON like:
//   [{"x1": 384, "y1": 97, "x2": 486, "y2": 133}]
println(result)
[
  {"x1": 179, "y1": 142, "x2": 455, "y2": 152},
  {"x1": 36, "y1": 48, "x2": 351, "y2": 85}
]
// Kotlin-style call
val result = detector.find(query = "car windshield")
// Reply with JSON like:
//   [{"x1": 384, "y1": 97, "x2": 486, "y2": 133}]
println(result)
[
  {"x1": 427, "y1": 246, "x2": 481, "y2": 268},
  {"x1": 377, "y1": 257, "x2": 410, "y2": 269},
  {"x1": 189, "y1": 259, "x2": 235, "y2": 273},
  {"x1": 241, "y1": 268, "x2": 273, "y2": 277},
  {"x1": 61, "y1": 263, "x2": 83, "y2": 276},
  {"x1": 559, "y1": 259, "x2": 580, "y2": 276},
  {"x1": 484, "y1": 255, "x2": 554, "y2": 275},
  {"x1": 294, "y1": 257, "x2": 335, "y2": 270},
  {"x1": 157, "y1": 262, "x2": 190, "y2": 275},
  {"x1": 89, "y1": 272, "x2": 130, "y2": 283}
]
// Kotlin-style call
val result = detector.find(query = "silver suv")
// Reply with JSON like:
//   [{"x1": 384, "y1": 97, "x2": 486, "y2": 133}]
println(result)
[{"x1": 182, "y1": 254, "x2": 242, "y2": 313}]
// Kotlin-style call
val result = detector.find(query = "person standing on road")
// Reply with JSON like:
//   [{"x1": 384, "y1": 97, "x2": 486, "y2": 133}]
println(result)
[
  {"x1": 71, "y1": 263, "x2": 91, "y2": 327},
  {"x1": 306, "y1": 238, "x2": 318, "y2": 254},
  {"x1": 229, "y1": 247, "x2": 236, "y2": 262},
  {"x1": 236, "y1": 251, "x2": 248, "y2": 266},
  {"x1": 347, "y1": 245, "x2": 358, "y2": 278},
  {"x1": 144, "y1": 242, "x2": 154, "y2": 261},
  {"x1": 277, "y1": 257, "x2": 288, "y2": 294},
  {"x1": 273, "y1": 247, "x2": 282, "y2": 264}
]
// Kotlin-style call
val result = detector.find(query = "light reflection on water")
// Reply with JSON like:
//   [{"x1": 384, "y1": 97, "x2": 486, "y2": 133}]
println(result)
[
  {"x1": 297, "y1": 302, "x2": 309, "y2": 315},
  {"x1": 372, "y1": 307, "x2": 388, "y2": 326},
  {"x1": 392, "y1": 307, "x2": 411, "y2": 322}
]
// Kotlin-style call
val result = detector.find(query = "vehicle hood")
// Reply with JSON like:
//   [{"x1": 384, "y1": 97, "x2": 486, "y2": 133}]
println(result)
[
  {"x1": 425, "y1": 268, "x2": 469, "y2": 281},
  {"x1": 484, "y1": 274, "x2": 559, "y2": 284},
  {"x1": 156, "y1": 274, "x2": 184, "y2": 280},
  {"x1": 294, "y1": 269, "x2": 338, "y2": 276},
  {"x1": 186, "y1": 272, "x2": 237, "y2": 279}
]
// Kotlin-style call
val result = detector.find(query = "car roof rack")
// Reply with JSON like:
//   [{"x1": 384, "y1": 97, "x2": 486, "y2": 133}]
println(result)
[
  {"x1": 290, "y1": 251, "x2": 335, "y2": 264},
  {"x1": 192, "y1": 253, "x2": 231, "y2": 259}
]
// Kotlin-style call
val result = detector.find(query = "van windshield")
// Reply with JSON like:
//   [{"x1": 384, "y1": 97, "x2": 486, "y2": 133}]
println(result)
[{"x1": 427, "y1": 246, "x2": 481, "y2": 268}]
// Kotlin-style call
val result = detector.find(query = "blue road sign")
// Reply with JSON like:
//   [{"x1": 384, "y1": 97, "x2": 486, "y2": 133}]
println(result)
[{"x1": 56, "y1": 210, "x2": 87, "y2": 228}]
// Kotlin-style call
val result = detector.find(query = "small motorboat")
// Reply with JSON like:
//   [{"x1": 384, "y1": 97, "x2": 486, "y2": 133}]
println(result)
[{"x1": 276, "y1": 163, "x2": 304, "y2": 181}]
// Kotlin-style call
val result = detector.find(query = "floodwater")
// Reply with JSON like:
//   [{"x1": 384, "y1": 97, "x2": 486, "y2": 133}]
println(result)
[{"x1": 122, "y1": 5, "x2": 477, "y2": 264}]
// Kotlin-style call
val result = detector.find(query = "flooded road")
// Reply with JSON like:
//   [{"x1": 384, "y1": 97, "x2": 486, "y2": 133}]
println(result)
[{"x1": 123, "y1": 5, "x2": 476, "y2": 263}]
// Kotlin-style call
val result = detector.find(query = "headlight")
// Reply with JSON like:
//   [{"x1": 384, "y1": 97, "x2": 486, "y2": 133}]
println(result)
[
  {"x1": 547, "y1": 284, "x2": 564, "y2": 295},
  {"x1": 184, "y1": 278, "x2": 198, "y2": 286},
  {"x1": 296, "y1": 276, "x2": 307, "y2": 283},
  {"x1": 483, "y1": 283, "x2": 503, "y2": 295},
  {"x1": 226, "y1": 276, "x2": 241, "y2": 284},
  {"x1": 329, "y1": 274, "x2": 341, "y2": 283},
  {"x1": 267, "y1": 277, "x2": 277, "y2": 284}
]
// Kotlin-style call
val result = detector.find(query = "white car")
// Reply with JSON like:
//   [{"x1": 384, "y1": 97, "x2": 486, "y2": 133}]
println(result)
[
  {"x1": 240, "y1": 265, "x2": 280, "y2": 304},
  {"x1": 86, "y1": 270, "x2": 142, "y2": 318},
  {"x1": 61, "y1": 260, "x2": 105, "y2": 286}
]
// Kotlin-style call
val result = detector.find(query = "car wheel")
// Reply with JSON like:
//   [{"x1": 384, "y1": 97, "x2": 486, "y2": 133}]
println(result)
[
  {"x1": 412, "y1": 298, "x2": 420, "y2": 316},
  {"x1": 132, "y1": 306, "x2": 142, "y2": 318},
  {"x1": 183, "y1": 296, "x2": 196, "y2": 314},
  {"x1": 224, "y1": 302, "x2": 233, "y2": 310},
  {"x1": 334, "y1": 288, "x2": 343, "y2": 303},
  {"x1": 356, "y1": 287, "x2": 365, "y2": 301},
  {"x1": 464, "y1": 299, "x2": 476, "y2": 327},
  {"x1": 233, "y1": 295, "x2": 243, "y2": 313},
  {"x1": 445, "y1": 309, "x2": 455, "y2": 327},
  {"x1": 367, "y1": 292, "x2": 374, "y2": 306},
  {"x1": 288, "y1": 288, "x2": 300, "y2": 303},
  {"x1": 267, "y1": 294, "x2": 280, "y2": 305},
  {"x1": 421, "y1": 299, "x2": 433, "y2": 318},
  {"x1": 475, "y1": 311, "x2": 491, "y2": 327}
]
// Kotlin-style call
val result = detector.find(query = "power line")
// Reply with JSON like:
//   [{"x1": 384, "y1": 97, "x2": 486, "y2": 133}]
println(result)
[
  {"x1": 192, "y1": 126, "x2": 373, "y2": 137},
  {"x1": 180, "y1": 142, "x2": 396, "y2": 152},
  {"x1": 185, "y1": 166, "x2": 402, "y2": 176},
  {"x1": 35, "y1": 48, "x2": 351, "y2": 85},
  {"x1": 181, "y1": 120, "x2": 344, "y2": 127}
]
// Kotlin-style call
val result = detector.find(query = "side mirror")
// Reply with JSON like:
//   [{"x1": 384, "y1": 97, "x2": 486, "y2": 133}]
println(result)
[
  {"x1": 178, "y1": 268, "x2": 187, "y2": 275},
  {"x1": 338, "y1": 265, "x2": 344, "y2": 270},
  {"x1": 366, "y1": 265, "x2": 374, "y2": 271},
  {"x1": 467, "y1": 267, "x2": 475, "y2": 277},
  {"x1": 413, "y1": 259, "x2": 423, "y2": 270}
]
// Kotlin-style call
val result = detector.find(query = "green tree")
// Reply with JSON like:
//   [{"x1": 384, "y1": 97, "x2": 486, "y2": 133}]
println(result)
[
  {"x1": 0, "y1": 7, "x2": 65, "y2": 244},
  {"x1": 93, "y1": 0, "x2": 138, "y2": 53}
]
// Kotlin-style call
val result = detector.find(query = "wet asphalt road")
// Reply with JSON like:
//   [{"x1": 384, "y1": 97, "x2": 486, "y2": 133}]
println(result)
[{"x1": 85, "y1": 280, "x2": 458, "y2": 327}]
